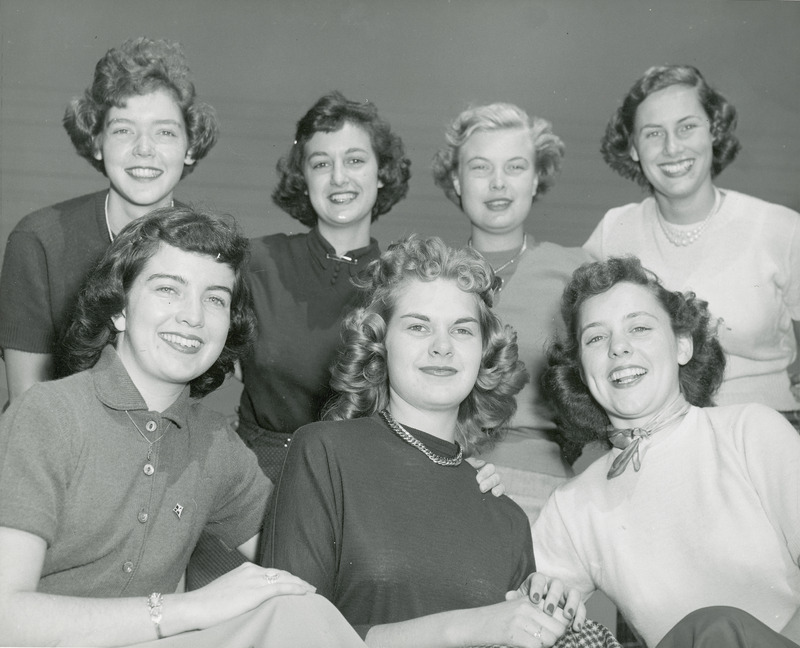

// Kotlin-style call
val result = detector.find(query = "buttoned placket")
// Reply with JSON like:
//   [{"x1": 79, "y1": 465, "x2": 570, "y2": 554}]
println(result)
[{"x1": 120, "y1": 410, "x2": 171, "y2": 587}]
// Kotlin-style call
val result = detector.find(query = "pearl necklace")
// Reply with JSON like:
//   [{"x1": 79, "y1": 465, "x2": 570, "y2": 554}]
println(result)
[
  {"x1": 655, "y1": 189, "x2": 722, "y2": 247},
  {"x1": 379, "y1": 409, "x2": 462, "y2": 466},
  {"x1": 468, "y1": 234, "x2": 528, "y2": 293}
]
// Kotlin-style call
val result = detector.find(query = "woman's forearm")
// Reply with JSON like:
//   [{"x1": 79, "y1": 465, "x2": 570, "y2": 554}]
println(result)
[
  {"x1": 781, "y1": 606, "x2": 800, "y2": 644},
  {"x1": 4, "y1": 349, "x2": 53, "y2": 403},
  {"x1": 364, "y1": 599, "x2": 566, "y2": 648},
  {"x1": 0, "y1": 590, "x2": 199, "y2": 647},
  {"x1": 364, "y1": 607, "x2": 471, "y2": 648}
]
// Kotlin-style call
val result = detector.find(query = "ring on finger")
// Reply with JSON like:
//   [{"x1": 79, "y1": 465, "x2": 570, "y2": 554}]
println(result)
[
  {"x1": 532, "y1": 625, "x2": 542, "y2": 639},
  {"x1": 264, "y1": 571, "x2": 280, "y2": 584}
]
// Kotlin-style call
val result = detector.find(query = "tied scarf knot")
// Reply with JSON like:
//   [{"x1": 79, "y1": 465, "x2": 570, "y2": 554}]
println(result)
[
  {"x1": 607, "y1": 428, "x2": 652, "y2": 478},
  {"x1": 605, "y1": 396, "x2": 690, "y2": 480}
]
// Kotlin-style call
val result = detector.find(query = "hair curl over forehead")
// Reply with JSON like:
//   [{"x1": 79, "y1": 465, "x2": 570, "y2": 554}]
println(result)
[
  {"x1": 272, "y1": 91, "x2": 411, "y2": 228},
  {"x1": 60, "y1": 206, "x2": 255, "y2": 398},
  {"x1": 323, "y1": 234, "x2": 528, "y2": 455},
  {"x1": 63, "y1": 37, "x2": 218, "y2": 179},
  {"x1": 601, "y1": 65, "x2": 740, "y2": 189},
  {"x1": 432, "y1": 102, "x2": 564, "y2": 207},
  {"x1": 542, "y1": 256, "x2": 725, "y2": 447}
]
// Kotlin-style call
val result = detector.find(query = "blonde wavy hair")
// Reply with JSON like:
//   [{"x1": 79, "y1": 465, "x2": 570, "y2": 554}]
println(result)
[{"x1": 323, "y1": 235, "x2": 528, "y2": 455}]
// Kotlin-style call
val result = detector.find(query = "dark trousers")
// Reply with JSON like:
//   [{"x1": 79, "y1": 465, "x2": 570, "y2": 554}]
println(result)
[{"x1": 657, "y1": 607, "x2": 799, "y2": 648}]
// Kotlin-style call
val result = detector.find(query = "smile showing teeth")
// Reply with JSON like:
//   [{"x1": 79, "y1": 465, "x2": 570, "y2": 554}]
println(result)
[
  {"x1": 659, "y1": 159, "x2": 694, "y2": 177},
  {"x1": 127, "y1": 167, "x2": 163, "y2": 179},
  {"x1": 485, "y1": 199, "x2": 511, "y2": 211},
  {"x1": 161, "y1": 333, "x2": 201, "y2": 349},
  {"x1": 610, "y1": 367, "x2": 646, "y2": 384},
  {"x1": 329, "y1": 192, "x2": 357, "y2": 204}
]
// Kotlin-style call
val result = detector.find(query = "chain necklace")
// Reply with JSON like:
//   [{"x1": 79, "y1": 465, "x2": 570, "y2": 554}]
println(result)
[
  {"x1": 655, "y1": 189, "x2": 722, "y2": 247},
  {"x1": 126, "y1": 411, "x2": 171, "y2": 476},
  {"x1": 105, "y1": 193, "x2": 174, "y2": 242},
  {"x1": 379, "y1": 409, "x2": 462, "y2": 467},
  {"x1": 468, "y1": 234, "x2": 527, "y2": 293}
]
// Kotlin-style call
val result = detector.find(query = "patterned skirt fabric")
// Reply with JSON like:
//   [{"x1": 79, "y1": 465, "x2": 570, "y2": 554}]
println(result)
[{"x1": 557, "y1": 620, "x2": 623, "y2": 648}]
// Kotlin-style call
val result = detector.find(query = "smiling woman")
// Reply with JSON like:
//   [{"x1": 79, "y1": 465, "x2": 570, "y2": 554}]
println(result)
[
  {"x1": 264, "y1": 236, "x2": 622, "y2": 648},
  {"x1": 532, "y1": 256, "x2": 800, "y2": 647},
  {"x1": 432, "y1": 102, "x2": 590, "y2": 523},
  {"x1": 235, "y1": 91, "x2": 410, "y2": 486},
  {"x1": 0, "y1": 37, "x2": 218, "y2": 406},
  {"x1": 584, "y1": 65, "x2": 800, "y2": 426},
  {"x1": 0, "y1": 206, "x2": 366, "y2": 647}
]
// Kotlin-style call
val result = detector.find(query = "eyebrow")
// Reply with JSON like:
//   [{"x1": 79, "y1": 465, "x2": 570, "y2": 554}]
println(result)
[
  {"x1": 307, "y1": 147, "x2": 369, "y2": 158},
  {"x1": 145, "y1": 273, "x2": 233, "y2": 295},
  {"x1": 638, "y1": 114, "x2": 704, "y2": 131},
  {"x1": 399, "y1": 313, "x2": 479, "y2": 326},
  {"x1": 106, "y1": 117, "x2": 183, "y2": 126},
  {"x1": 579, "y1": 311, "x2": 656, "y2": 335}
]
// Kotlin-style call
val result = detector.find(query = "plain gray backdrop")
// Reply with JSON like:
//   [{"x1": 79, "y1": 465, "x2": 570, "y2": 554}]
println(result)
[
  {"x1": 1, "y1": 0, "x2": 799, "y2": 407},
  {"x1": 1, "y1": 1, "x2": 798, "y2": 627}
]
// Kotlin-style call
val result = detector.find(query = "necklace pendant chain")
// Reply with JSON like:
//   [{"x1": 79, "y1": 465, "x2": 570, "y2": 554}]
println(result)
[
  {"x1": 468, "y1": 234, "x2": 528, "y2": 294},
  {"x1": 379, "y1": 410, "x2": 462, "y2": 467},
  {"x1": 126, "y1": 411, "x2": 171, "y2": 476}
]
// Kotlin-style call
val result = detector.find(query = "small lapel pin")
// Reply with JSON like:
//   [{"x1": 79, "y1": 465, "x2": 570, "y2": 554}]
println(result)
[{"x1": 173, "y1": 503, "x2": 184, "y2": 519}]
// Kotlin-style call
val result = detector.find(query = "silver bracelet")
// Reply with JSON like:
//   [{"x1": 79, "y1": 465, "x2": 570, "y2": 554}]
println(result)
[{"x1": 147, "y1": 592, "x2": 164, "y2": 639}]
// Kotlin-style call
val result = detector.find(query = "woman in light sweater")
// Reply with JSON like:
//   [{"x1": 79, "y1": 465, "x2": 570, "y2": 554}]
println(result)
[
  {"x1": 584, "y1": 65, "x2": 800, "y2": 427},
  {"x1": 530, "y1": 256, "x2": 800, "y2": 647}
]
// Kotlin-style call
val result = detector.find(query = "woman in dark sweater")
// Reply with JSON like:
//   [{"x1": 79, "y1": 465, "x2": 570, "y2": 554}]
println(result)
[{"x1": 265, "y1": 236, "x2": 618, "y2": 648}]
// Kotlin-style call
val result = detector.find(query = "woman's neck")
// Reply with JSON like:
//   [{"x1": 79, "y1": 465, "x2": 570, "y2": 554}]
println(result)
[
  {"x1": 115, "y1": 340, "x2": 183, "y2": 412},
  {"x1": 316, "y1": 220, "x2": 371, "y2": 257},
  {"x1": 469, "y1": 226, "x2": 526, "y2": 253},
  {"x1": 106, "y1": 189, "x2": 174, "y2": 237},
  {"x1": 387, "y1": 394, "x2": 458, "y2": 443},
  {"x1": 654, "y1": 182, "x2": 717, "y2": 225}
]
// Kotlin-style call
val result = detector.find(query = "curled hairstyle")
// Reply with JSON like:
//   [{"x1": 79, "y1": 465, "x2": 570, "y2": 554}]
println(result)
[
  {"x1": 272, "y1": 91, "x2": 411, "y2": 228},
  {"x1": 63, "y1": 37, "x2": 218, "y2": 178},
  {"x1": 542, "y1": 256, "x2": 725, "y2": 448},
  {"x1": 60, "y1": 206, "x2": 256, "y2": 398},
  {"x1": 432, "y1": 102, "x2": 565, "y2": 207},
  {"x1": 323, "y1": 234, "x2": 528, "y2": 455},
  {"x1": 601, "y1": 65, "x2": 741, "y2": 189}
]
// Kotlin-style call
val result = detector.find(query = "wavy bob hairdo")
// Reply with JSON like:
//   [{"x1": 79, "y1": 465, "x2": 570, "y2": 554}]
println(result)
[
  {"x1": 542, "y1": 256, "x2": 725, "y2": 448},
  {"x1": 63, "y1": 37, "x2": 219, "y2": 179},
  {"x1": 59, "y1": 206, "x2": 256, "y2": 398},
  {"x1": 601, "y1": 65, "x2": 741, "y2": 190},
  {"x1": 272, "y1": 91, "x2": 411, "y2": 228},
  {"x1": 432, "y1": 102, "x2": 565, "y2": 207},
  {"x1": 323, "y1": 234, "x2": 528, "y2": 455}
]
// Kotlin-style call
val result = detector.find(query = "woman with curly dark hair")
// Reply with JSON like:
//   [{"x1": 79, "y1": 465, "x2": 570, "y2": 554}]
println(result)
[
  {"x1": 432, "y1": 102, "x2": 590, "y2": 523},
  {"x1": 584, "y1": 65, "x2": 800, "y2": 428},
  {"x1": 236, "y1": 91, "x2": 411, "y2": 485},
  {"x1": 264, "y1": 236, "x2": 624, "y2": 648},
  {"x1": 529, "y1": 256, "x2": 800, "y2": 647},
  {"x1": 0, "y1": 206, "x2": 367, "y2": 647},
  {"x1": 0, "y1": 36, "x2": 218, "y2": 405}
]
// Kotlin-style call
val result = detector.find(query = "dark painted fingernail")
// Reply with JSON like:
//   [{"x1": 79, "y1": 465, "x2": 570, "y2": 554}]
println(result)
[
  {"x1": 566, "y1": 607, "x2": 574, "y2": 618},
  {"x1": 532, "y1": 593, "x2": 540, "y2": 603},
  {"x1": 546, "y1": 603, "x2": 555, "y2": 614}
]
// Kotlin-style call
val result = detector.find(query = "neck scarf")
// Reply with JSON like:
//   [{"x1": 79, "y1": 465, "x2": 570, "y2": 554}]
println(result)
[{"x1": 606, "y1": 394, "x2": 690, "y2": 479}]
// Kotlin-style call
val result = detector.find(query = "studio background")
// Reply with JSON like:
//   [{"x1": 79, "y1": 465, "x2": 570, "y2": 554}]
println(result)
[
  {"x1": 1, "y1": 1, "x2": 798, "y2": 631},
  {"x1": 1, "y1": 0, "x2": 799, "y2": 406}
]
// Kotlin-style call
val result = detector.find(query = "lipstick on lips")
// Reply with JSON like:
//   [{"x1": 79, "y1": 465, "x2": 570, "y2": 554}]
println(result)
[
  {"x1": 609, "y1": 366, "x2": 647, "y2": 386},
  {"x1": 160, "y1": 332, "x2": 203, "y2": 354},
  {"x1": 420, "y1": 366, "x2": 457, "y2": 377},
  {"x1": 127, "y1": 166, "x2": 164, "y2": 180}
]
